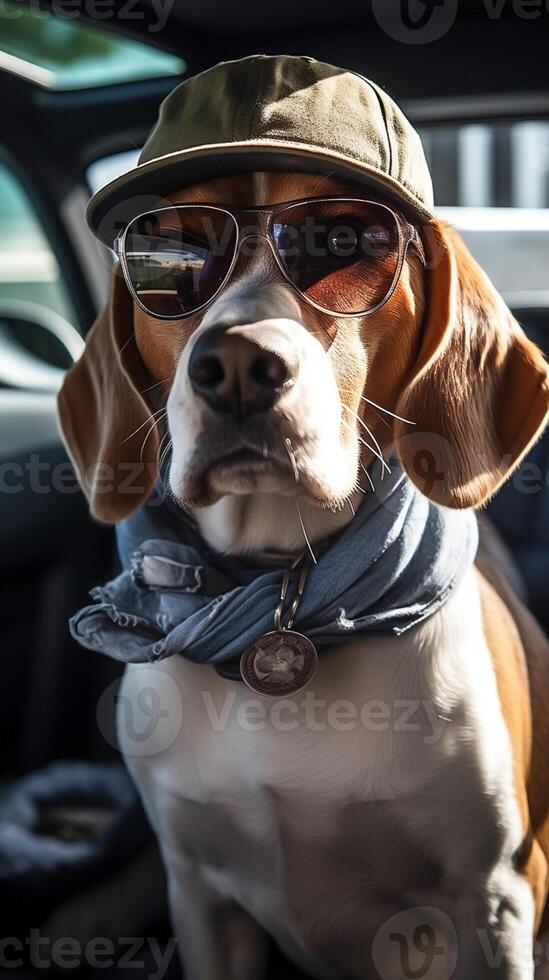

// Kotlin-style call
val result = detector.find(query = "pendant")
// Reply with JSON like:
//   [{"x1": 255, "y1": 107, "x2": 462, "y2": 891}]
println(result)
[{"x1": 240, "y1": 629, "x2": 318, "y2": 697}]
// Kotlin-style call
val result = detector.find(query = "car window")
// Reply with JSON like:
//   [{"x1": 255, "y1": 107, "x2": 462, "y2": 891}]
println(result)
[
  {"x1": 418, "y1": 121, "x2": 549, "y2": 209},
  {"x1": 87, "y1": 151, "x2": 141, "y2": 199},
  {"x1": 0, "y1": 1, "x2": 185, "y2": 90},
  {"x1": 418, "y1": 120, "x2": 549, "y2": 302},
  {"x1": 0, "y1": 160, "x2": 75, "y2": 323}
]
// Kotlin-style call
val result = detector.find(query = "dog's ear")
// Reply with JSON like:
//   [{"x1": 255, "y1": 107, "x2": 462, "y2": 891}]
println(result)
[
  {"x1": 57, "y1": 265, "x2": 161, "y2": 523},
  {"x1": 394, "y1": 220, "x2": 549, "y2": 508}
]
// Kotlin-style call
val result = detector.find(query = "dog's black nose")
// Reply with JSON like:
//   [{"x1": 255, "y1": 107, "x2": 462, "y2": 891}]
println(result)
[{"x1": 188, "y1": 326, "x2": 292, "y2": 418}]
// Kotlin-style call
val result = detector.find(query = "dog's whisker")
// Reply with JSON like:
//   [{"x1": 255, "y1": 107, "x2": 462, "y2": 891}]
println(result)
[
  {"x1": 140, "y1": 411, "x2": 167, "y2": 463},
  {"x1": 157, "y1": 437, "x2": 168, "y2": 466},
  {"x1": 342, "y1": 406, "x2": 391, "y2": 477},
  {"x1": 355, "y1": 416, "x2": 390, "y2": 478},
  {"x1": 160, "y1": 451, "x2": 172, "y2": 478},
  {"x1": 348, "y1": 498, "x2": 356, "y2": 517},
  {"x1": 340, "y1": 417, "x2": 390, "y2": 475},
  {"x1": 364, "y1": 405, "x2": 391, "y2": 430},
  {"x1": 140, "y1": 375, "x2": 175, "y2": 396},
  {"x1": 122, "y1": 407, "x2": 167, "y2": 445},
  {"x1": 114, "y1": 333, "x2": 136, "y2": 365},
  {"x1": 295, "y1": 499, "x2": 317, "y2": 564},
  {"x1": 360, "y1": 462, "x2": 376, "y2": 493},
  {"x1": 360, "y1": 395, "x2": 416, "y2": 426},
  {"x1": 156, "y1": 428, "x2": 170, "y2": 458},
  {"x1": 157, "y1": 430, "x2": 173, "y2": 472},
  {"x1": 285, "y1": 438, "x2": 300, "y2": 484},
  {"x1": 159, "y1": 439, "x2": 173, "y2": 470},
  {"x1": 159, "y1": 455, "x2": 174, "y2": 500},
  {"x1": 284, "y1": 439, "x2": 316, "y2": 564}
]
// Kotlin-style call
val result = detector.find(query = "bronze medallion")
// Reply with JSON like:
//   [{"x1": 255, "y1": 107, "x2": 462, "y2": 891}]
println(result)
[{"x1": 239, "y1": 629, "x2": 318, "y2": 697}]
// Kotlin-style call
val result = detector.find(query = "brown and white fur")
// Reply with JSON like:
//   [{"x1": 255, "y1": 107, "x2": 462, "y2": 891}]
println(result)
[{"x1": 58, "y1": 171, "x2": 549, "y2": 979}]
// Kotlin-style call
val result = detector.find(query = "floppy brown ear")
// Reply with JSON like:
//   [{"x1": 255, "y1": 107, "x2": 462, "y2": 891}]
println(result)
[
  {"x1": 57, "y1": 265, "x2": 162, "y2": 523},
  {"x1": 394, "y1": 220, "x2": 549, "y2": 508}
]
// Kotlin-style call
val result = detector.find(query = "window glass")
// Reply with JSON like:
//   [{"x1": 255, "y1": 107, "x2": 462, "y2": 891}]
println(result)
[
  {"x1": 0, "y1": 161, "x2": 75, "y2": 322},
  {"x1": 0, "y1": 2, "x2": 185, "y2": 90},
  {"x1": 87, "y1": 150, "x2": 140, "y2": 197},
  {"x1": 88, "y1": 120, "x2": 549, "y2": 301},
  {"x1": 418, "y1": 120, "x2": 549, "y2": 301},
  {"x1": 418, "y1": 121, "x2": 549, "y2": 209}
]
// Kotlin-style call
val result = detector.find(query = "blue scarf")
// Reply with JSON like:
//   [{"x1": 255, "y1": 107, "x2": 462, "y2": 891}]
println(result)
[{"x1": 70, "y1": 465, "x2": 478, "y2": 680}]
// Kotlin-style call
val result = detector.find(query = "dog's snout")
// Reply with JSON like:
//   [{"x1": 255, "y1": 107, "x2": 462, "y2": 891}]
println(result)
[{"x1": 188, "y1": 326, "x2": 293, "y2": 418}]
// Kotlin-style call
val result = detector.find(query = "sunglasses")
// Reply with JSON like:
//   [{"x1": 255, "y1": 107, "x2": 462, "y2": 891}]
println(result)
[{"x1": 114, "y1": 196, "x2": 426, "y2": 321}]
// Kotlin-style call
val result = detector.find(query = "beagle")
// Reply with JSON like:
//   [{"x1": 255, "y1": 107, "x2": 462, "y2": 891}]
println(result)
[{"x1": 58, "y1": 170, "x2": 549, "y2": 980}]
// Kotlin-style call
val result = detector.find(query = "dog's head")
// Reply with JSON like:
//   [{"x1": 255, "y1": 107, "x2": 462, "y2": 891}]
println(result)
[{"x1": 58, "y1": 168, "x2": 548, "y2": 553}]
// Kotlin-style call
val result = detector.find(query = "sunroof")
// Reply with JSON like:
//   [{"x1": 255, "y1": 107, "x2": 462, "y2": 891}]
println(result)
[{"x1": 0, "y1": 2, "x2": 185, "y2": 90}]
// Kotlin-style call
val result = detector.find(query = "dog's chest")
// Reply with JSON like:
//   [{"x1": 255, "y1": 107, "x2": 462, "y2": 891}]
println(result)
[{"x1": 121, "y1": 570, "x2": 520, "y2": 974}]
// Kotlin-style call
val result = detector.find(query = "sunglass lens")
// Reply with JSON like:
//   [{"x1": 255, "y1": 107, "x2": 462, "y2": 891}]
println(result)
[
  {"x1": 123, "y1": 207, "x2": 237, "y2": 317},
  {"x1": 273, "y1": 201, "x2": 400, "y2": 315}
]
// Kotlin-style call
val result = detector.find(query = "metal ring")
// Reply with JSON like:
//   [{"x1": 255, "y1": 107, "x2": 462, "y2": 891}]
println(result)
[{"x1": 273, "y1": 553, "x2": 311, "y2": 632}]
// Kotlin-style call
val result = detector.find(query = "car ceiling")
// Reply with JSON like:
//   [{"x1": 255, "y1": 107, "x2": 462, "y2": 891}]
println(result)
[
  {"x1": 4, "y1": 1, "x2": 542, "y2": 173},
  {"x1": 126, "y1": 0, "x2": 473, "y2": 35},
  {"x1": 12, "y1": 0, "x2": 549, "y2": 105}
]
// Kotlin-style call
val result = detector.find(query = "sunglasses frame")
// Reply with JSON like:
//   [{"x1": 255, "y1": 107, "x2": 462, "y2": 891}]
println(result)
[{"x1": 114, "y1": 196, "x2": 426, "y2": 321}]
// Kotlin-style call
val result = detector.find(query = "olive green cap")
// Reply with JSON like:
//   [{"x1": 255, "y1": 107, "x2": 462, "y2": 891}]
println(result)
[{"x1": 87, "y1": 54, "x2": 434, "y2": 246}]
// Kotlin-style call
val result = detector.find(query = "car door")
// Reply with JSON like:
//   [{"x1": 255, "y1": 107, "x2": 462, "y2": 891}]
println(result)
[{"x1": 0, "y1": 153, "x2": 118, "y2": 776}]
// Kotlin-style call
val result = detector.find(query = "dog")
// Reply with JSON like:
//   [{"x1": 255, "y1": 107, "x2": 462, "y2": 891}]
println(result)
[{"x1": 58, "y1": 58, "x2": 549, "y2": 980}]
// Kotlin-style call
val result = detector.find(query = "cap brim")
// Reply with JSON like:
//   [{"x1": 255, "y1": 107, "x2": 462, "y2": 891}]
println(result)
[{"x1": 87, "y1": 139, "x2": 435, "y2": 247}]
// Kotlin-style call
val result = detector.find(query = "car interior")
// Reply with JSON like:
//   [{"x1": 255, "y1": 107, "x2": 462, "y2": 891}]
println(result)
[{"x1": 1, "y1": 1, "x2": 548, "y2": 975}]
